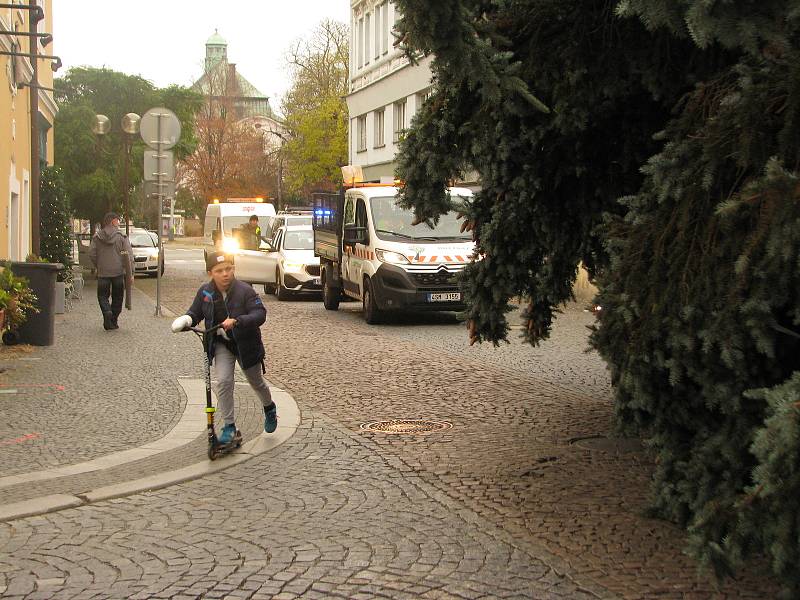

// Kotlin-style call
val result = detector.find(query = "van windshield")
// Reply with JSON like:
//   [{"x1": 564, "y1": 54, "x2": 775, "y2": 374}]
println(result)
[
  {"x1": 369, "y1": 196, "x2": 471, "y2": 242},
  {"x1": 222, "y1": 216, "x2": 270, "y2": 234}
]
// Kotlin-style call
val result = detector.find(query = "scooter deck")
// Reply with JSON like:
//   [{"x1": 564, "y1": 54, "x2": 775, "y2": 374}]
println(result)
[{"x1": 208, "y1": 430, "x2": 242, "y2": 460}]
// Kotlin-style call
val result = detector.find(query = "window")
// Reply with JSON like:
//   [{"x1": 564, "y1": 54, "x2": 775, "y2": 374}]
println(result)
[
  {"x1": 373, "y1": 108, "x2": 385, "y2": 148},
  {"x1": 393, "y1": 99, "x2": 407, "y2": 143},
  {"x1": 417, "y1": 87, "x2": 433, "y2": 109},
  {"x1": 355, "y1": 199, "x2": 369, "y2": 240},
  {"x1": 357, "y1": 17, "x2": 364, "y2": 68},
  {"x1": 374, "y1": 3, "x2": 383, "y2": 60},
  {"x1": 357, "y1": 115, "x2": 367, "y2": 152},
  {"x1": 284, "y1": 230, "x2": 314, "y2": 251},
  {"x1": 364, "y1": 13, "x2": 370, "y2": 65},
  {"x1": 343, "y1": 197, "x2": 356, "y2": 226},
  {"x1": 382, "y1": 2, "x2": 389, "y2": 54}
]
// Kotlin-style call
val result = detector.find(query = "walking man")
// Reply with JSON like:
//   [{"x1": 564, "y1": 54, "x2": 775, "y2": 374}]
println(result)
[
  {"x1": 173, "y1": 251, "x2": 277, "y2": 442},
  {"x1": 89, "y1": 212, "x2": 133, "y2": 330}
]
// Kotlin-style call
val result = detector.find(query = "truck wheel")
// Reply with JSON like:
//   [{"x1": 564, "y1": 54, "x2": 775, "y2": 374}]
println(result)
[
  {"x1": 362, "y1": 278, "x2": 382, "y2": 324},
  {"x1": 322, "y1": 272, "x2": 340, "y2": 311},
  {"x1": 275, "y1": 269, "x2": 291, "y2": 301}
]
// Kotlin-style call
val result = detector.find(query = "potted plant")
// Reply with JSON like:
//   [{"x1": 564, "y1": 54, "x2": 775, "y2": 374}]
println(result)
[
  {"x1": 0, "y1": 263, "x2": 39, "y2": 343},
  {"x1": 40, "y1": 165, "x2": 75, "y2": 312},
  {"x1": 0, "y1": 287, "x2": 10, "y2": 330}
]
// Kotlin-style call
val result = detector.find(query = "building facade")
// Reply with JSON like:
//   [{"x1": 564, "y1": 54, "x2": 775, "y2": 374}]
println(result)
[
  {"x1": 346, "y1": 0, "x2": 433, "y2": 182},
  {"x1": 0, "y1": 1, "x2": 57, "y2": 261}
]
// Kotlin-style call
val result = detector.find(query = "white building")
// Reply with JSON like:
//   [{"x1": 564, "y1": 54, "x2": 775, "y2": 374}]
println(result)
[{"x1": 346, "y1": 0, "x2": 433, "y2": 182}]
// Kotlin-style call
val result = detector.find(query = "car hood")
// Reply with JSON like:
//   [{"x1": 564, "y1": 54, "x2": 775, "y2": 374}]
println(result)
[{"x1": 282, "y1": 249, "x2": 319, "y2": 264}]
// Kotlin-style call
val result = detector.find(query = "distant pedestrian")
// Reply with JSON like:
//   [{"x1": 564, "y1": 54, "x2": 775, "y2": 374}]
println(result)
[
  {"x1": 89, "y1": 212, "x2": 133, "y2": 330},
  {"x1": 175, "y1": 251, "x2": 277, "y2": 443},
  {"x1": 241, "y1": 214, "x2": 263, "y2": 250}
]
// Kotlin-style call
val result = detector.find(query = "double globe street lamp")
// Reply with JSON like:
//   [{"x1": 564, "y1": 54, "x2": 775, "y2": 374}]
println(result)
[{"x1": 92, "y1": 113, "x2": 141, "y2": 236}]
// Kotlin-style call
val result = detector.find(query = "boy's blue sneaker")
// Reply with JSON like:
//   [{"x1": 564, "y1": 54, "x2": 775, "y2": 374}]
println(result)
[
  {"x1": 264, "y1": 404, "x2": 277, "y2": 433},
  {"x1": 219, "y1": 423, "x2": 237, "y2": 445}
]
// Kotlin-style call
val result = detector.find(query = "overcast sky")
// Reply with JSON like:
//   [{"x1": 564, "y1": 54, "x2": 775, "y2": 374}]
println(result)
[{"x1": 52, "y1": 1, "x2": 351, "y2": 116}]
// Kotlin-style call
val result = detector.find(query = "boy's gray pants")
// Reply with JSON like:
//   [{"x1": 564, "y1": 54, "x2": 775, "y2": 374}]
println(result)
[{"x1": 212, "y1": 343, "x2": 272, "y2": 427}]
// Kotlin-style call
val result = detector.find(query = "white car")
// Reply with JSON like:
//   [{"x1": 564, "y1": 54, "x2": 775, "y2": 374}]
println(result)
[
  {"x1": 256, "y1": 225, "x2": 320, "y2": 299},
  {"x1": 128, "y1": 228, "x2": 164, "y2": 277}
]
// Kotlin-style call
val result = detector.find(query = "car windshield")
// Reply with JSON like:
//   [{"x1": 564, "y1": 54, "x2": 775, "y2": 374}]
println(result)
[
  {"x1": 369, "y1": 196, "x2": 470, "y2": 241},
  {"x1": 223, "y1": 216, "x2": 271, "y2": 234},
  {"x1": 283, "y1": 229, "x2": 314, "y2": 250},
  {"x1": 129, "y1": 232, "x2": 156, "y2": 247}
]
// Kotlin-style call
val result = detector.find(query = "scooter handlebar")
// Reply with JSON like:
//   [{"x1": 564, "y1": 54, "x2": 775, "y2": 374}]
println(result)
[
  {"x1": 171, "y1": 315, "x2": 225, "y2": 335},
  {"x1": 171, "y1": 315, "x2": 193, "y2": 333}
]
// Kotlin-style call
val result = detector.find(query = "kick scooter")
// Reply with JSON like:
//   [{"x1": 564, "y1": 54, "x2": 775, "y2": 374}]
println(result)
[{"x1": 172, "y1": 316, "x2": 242, "y2": 460}]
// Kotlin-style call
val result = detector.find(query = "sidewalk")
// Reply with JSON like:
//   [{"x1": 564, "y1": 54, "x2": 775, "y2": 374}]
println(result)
[{"x1": 0, "y1": 279, "x2": 298, "y2": 521}]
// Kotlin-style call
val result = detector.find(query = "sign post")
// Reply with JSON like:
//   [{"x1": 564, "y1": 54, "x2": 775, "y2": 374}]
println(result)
[{"x1": 140, "y1": 107, "x2": 181, "y2": 317}]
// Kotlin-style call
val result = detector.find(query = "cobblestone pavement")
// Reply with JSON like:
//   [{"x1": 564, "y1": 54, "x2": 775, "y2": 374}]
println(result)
[
  {"x1": 0, "y1": 277, "x2": 268, "y2": 507},
  {"x1": 0, "y1": 267, "x2": 779, "y2": 598}
]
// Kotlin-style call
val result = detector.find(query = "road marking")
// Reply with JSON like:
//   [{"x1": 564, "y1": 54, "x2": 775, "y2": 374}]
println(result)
[
  {"x1": 0, "y1": 433, "x2": 39, "y2": 446},
  {"x1": 0, "y1": 383, "x2": 65, "y2": 391}
]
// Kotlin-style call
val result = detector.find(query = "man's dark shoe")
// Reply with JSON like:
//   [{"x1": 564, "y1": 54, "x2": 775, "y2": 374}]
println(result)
[
  {"x1": 264, "y1": 404, "x2": 277, "y2": 433},
  {"x1": 102, "y1": 312, "x2": 113, "y2": 330},
  {"x1": 110, "y1": 315, "x2": 119, "y2": 329}
]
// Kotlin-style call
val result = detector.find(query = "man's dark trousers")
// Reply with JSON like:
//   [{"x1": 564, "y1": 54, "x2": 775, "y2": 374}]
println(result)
[{"x1": 97, "y1": 276, "x2": 124, "y2": 328}]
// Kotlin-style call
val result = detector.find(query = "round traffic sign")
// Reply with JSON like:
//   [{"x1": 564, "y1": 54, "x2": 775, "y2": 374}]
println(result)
[{"x1": 140, "y1": 107, "x2": 181, "y2": 150}]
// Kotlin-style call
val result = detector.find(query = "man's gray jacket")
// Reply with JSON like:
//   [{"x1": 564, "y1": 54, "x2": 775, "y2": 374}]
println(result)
[{"x1": 89, "y1": 226, "x2": 134, "y2": 278}]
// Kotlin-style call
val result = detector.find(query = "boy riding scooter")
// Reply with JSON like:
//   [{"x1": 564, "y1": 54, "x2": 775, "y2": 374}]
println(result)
[{"x1": 172, "y1": 251, "x2": 277, "y2": 446}]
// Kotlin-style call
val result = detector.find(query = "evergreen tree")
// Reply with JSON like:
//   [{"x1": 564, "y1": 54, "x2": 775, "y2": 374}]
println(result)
[
  {"x1": 39, "y1": 166, "x2": 73, "y2": 277},
  {"x1": 394, "y1": 0, "x2": 728, "y2": 346},
  {"x1": 395, "y1": 0, "x2": 800, "y2": 593}
]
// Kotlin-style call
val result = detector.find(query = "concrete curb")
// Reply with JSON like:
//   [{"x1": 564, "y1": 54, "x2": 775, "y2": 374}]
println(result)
[{"x1": 0, "y1": 387, "x2": 300, "y2": 523}]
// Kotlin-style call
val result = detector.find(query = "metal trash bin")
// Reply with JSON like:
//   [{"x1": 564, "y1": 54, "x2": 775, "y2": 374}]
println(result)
[{"x1": 10, "y1": 261, "x2": 63, "y2": 346}]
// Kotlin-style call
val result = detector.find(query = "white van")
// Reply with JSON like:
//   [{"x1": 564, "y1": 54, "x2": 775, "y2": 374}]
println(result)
[
  {"x1": 313, "y1": 185, "x2": 474, "y2": 323},
  {"x1": 203, "y1": 199, "x2": 277, "y2": 283}
]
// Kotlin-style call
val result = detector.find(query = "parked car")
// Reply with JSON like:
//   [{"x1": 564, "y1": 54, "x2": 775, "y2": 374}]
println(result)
[
  {"x1": 264, "y1": 212, "x2": 313, "y2": 243},
  {"x1": 234, "y1": 224, "x2": 320, "y2": 299},
  {"x1": 128, "y1": 228, "x2": 164, "y2": 277}
]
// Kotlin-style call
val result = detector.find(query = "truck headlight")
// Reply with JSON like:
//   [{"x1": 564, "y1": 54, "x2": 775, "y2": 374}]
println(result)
[
  {"x1": 222, "y1": 238, "x2": 240, "y2": 253},
  {"x1": 375, "y1": 249, "x2": 410, "y2": 264}
]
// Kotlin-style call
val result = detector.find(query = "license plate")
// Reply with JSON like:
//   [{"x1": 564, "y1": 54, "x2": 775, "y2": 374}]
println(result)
[
  {"x1": 427, "y1": 292, "x2": 461, "y2": 302},
  {"x1": 312, "y1": 278, "x2": 321, "y2": 285}
]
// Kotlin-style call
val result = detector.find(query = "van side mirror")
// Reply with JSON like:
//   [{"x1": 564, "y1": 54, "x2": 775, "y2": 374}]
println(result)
[
  {"x1": 343, "y1": 223, "x2": 367, "y2": 246},
  {"x1": 212, "y1": 229, "x2": 221, "y2": 244}
]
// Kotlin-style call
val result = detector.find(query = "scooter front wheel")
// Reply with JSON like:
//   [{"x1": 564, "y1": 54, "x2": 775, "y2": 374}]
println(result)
[{"x1": 208, "y1": 445, "x2": 218, "y2": 460}]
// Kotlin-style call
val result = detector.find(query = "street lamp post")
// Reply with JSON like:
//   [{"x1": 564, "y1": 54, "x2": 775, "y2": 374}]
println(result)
[
  {"x1": 93, "y1": 113, "x2": 142, "y2": 235},
  {"x1": 121, "y1": 113, "x2": 141, "y2": 237}
]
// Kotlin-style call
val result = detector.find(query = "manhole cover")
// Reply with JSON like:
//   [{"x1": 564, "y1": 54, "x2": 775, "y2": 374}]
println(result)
[{"x1": 360, "y1": 419, "x2": 453, "y2": 434}]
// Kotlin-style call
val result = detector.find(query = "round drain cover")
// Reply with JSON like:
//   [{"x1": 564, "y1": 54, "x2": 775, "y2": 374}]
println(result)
[{"x1": 360, "y1": 419, "x2": 453, "y2": 434}]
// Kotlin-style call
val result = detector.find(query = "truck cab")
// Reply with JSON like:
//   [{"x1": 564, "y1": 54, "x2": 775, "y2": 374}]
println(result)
[{"x1": 313, "y1": 185, "x2": 474, "y2": 323}]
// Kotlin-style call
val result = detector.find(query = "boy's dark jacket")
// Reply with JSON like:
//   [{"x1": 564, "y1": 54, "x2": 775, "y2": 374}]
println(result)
[{"x1": 186, "y1": 279, "x2": 266, "y2": 369}]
